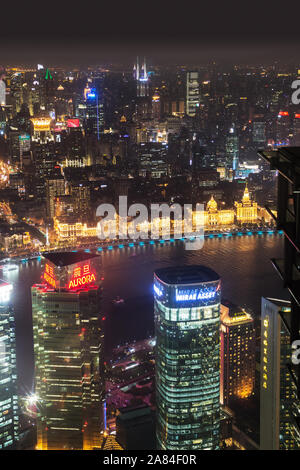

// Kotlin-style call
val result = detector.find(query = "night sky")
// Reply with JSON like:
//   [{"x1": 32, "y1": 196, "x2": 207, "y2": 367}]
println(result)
[{"x1": 1, "y1": 2, "x2": 300, "y2": 65}]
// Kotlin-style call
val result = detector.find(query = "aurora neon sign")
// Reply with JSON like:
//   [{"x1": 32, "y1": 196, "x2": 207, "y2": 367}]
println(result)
[
  {"x1": 68, "y1": 264, "x2": 96, "y2": 289},
  {"x1": 175, "y1": 288, "x2": 217, "y2": 302},
  {"x1": 44, "y1": 263, "x2": 56, "y2": 288}
]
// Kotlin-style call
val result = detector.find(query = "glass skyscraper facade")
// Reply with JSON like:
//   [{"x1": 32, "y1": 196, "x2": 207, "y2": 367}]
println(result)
[
  {"x1": 32, "y1": 252, "x2": 105, "y2": 450},
  {"x1": 0, "y1": 281, "x2": 19, "y2": 449},
  {"x1": 260, "y1": 297, "x2": 300, "y2": 450},
  {"x1": 154, "y1": 265, "x2": 221, "y2": 450}
]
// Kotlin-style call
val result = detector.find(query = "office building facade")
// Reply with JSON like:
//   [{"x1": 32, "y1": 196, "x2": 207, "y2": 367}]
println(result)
[
  {"x1": 32, "y1": 252, "x2": 104, "y2": 450},
  {"x1": 260, "y1": 297, "x2": 300, "y2": 450},
  {"x1": 220, "y1": 301, "x2": 255, "y2": 406},
  {"x1": 154, "y1": 265, "x2": 221, "y2": 450},
  {"x1": 0, "y1": 281, "x2": 19, "y2": 449}
]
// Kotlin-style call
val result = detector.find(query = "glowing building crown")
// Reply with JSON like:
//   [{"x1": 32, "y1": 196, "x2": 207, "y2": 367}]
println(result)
[{"x1": 207, "y1": 195, "x2": 218, "y2": 212}]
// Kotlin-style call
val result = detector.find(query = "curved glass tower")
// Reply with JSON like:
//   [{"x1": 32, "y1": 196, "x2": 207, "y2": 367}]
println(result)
[{"x1": 154, "y1": 265, "x2": 221, "y2": 450}]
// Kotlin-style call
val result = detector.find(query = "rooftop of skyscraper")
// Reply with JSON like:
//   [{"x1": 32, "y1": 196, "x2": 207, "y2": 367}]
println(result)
[
  {"x1": 154, "y1": 265, "x2": 220, "y2": 285},
  {"x1": 42, "y1": 251, "x2": 100, "y2": 267}
]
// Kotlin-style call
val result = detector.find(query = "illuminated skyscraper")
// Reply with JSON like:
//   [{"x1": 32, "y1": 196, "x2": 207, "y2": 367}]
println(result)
[
  {"x1": 0, "y1": 70, "x2": 6, "y2": 107},
  {"x1": 133, "y1": 57, "x2": 149, "y2": 98},
  {"x1": 85, "y1": 88, "x2": 104, "y2": 140},
  {"x1": 45, "y1": 176, "x2": 65, "y2": 221},
  {"x1": 154, "y1": 265, "x2": 221, "y2": 450},
  {"x1": 220, "y1": 301, "x2": 255, "y2": 406},
  {"x1": 0, "y1": 281, "x2": 19, "y2": 449},
  {"x1": 32, "y1": 252, "x2": 104, "y2": 450},
  {"x1": 186, "y1": 72, "x2": 200, "y2": 117},
  {"x1": 225, "y1": 125, "x2": 239, "y2": 171},
  {"x1": 260, "y1": 297, "x2": 300, "y2": 450}
]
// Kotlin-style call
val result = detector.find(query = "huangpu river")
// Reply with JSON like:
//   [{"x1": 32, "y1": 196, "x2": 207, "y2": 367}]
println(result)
[{"x1": 1, "y1": 233, "x2": 287, "y2": 396}]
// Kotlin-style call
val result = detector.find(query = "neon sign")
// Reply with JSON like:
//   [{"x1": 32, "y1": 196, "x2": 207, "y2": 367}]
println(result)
[
  {"x1": 175, "y1": 288, "x2": 216, "y2": 302},
  {"x1": 67, "y1": 118, "x2": 80, "y2": 128},
  {"x1": 43, "y1": 263, "x2": 56, "y2": 288},
  {"x1": 68, "y1": 264, "x2": 96, "y2": 289},
  {"x1": 262, "y1": 316, "x2": 269, "y2": 390}
]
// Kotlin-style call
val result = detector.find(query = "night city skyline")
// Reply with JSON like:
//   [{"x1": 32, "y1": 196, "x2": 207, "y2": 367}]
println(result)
[{"x1": 0, "y1": 2, "x2": 300, "y2": 461}]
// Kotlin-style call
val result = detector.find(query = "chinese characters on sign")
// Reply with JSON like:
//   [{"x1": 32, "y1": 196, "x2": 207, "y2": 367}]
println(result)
[
  {"x1": 262, "y1": 316, "x2": 269, "y2": 389},
  {"x1": 68, "y1": 264, "x2": 96, "y2": 289},
  {"x1": 43, "y1": 263, "x2": 56, "y2": 288}
]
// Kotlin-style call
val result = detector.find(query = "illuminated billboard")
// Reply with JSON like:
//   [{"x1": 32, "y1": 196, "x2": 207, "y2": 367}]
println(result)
[
  {"x1": 67, "y1": 118, "x2": 80, "y2": 128},
  {"x1": 31, "y1": 117, "x2": 52, "y2": 131},
  {"x1": 41, "y1": 252, "x2": 100, "y2": 292}
]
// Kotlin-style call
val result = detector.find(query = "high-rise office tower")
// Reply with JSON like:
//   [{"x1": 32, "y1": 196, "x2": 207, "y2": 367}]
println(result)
[
  {"x1": 85, "y1": 88, "x2": 104, "y2": 140},
  {"x1": 220, "y1": 301, "x2": 255, "y2": 406},
  {"x1": 154, "y1": 265, "x2": 221, "y2": 450},
  {"x1": 225, "y1": 125, "x2": 239, "y2": 171},
  {"x1": 32, "y1": 252, "x2": 104, "y2": 450},
  {"x1": 133, "y1": 57, "x2": 149, "y2": 98},
  {"x1": 260, "y1": 297, "x2": 300, "y2": 450},
  {"x1": 186, "y1": 72, "x2": 200, "y2": 117},
  {"x1": 69, "y1": 183, "x2": 91, "y2": 222},
  {"x1": 45, "y1": 176, "x2": 65, "y2": 221},
  {"x1": 258, "y1": 147, "x2": 300, "y2": 449},
  {"x1": 276, "y1": 111, "x2": 290, "y2": 146},
  {"x1": 0, "y1": 281, "x2": 19, "y2": 449}
]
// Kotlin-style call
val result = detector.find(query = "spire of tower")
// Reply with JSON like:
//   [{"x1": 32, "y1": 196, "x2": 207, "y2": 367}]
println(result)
[
  {"x1": 242, "y1": 182, "x2": 250, "y2": 204},
  {"x1": 136, "y1": 56, "x2": 139, "y2": 80}
]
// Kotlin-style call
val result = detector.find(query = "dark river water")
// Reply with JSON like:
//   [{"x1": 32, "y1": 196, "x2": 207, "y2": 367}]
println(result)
[{"x1": 1, "y1": 233, "x2": 287, "y2": 397}]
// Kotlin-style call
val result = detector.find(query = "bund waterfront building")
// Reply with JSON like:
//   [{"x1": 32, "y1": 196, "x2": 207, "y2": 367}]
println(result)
[
  {"x1": 154, "y1": 265, "x2": 221, "y2": 450},
  {"x1": 32, "y1": 252, "x2": 105, "y2": 450},
  {"x1": 220, "y1": 301, "x2": 255, "y2": 406},
  {"x1": 260, "y1": 297, "x2": 300, "y2": 450},
  {"x1": 0, "y1": 281, "x2": 19, "y2": 449},
  {"x1": 235, "y1": 183, "x2": 258, "y2": 224}
]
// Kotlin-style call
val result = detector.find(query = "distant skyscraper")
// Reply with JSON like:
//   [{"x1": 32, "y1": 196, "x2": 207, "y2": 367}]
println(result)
[
  {"x1": 0, "y1": 281, "x2": 19, "y2": 449},
  {"x1": 32, "y1": 252, "x2": 105, "y2": 450},
  {"x1": 0, "y1": 71, "x2": 6, "y2": 106},
  {"x1": 85, "y1": 88, "x2": 104, "y2": 139},
  {"x1": 154, "y1": 265, "x2": 221, "y2": 450},
  {"x1": 133, "y1": 57, "x2": 149, "y2": 98},
  {"x1": 260, "y1": 297, "x2": 300, "y2": 450},
  {"x1": 276, "y1": 111, "x2": 290, "y2": 146},
  {"x1": 45, "y1": 176, "x2": 65, "y2": 221},
  {"x1": 186, "y1": 72, "x2": 200, "y2": 117},
  {"x1": 225, "y1": 125, "x2": 239, "y2": 171},
  {"x1": 220, "y1": 301, "x2": 255, "y2": 406}
]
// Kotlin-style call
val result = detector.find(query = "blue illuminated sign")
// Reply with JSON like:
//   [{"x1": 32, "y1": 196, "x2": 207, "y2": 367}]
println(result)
[
  {"x1": 154, "y1": 284, "x2": 163, "y2": 297},
  {"x1": 175, "y1": 288, "x2": 216, "y2": 302}
]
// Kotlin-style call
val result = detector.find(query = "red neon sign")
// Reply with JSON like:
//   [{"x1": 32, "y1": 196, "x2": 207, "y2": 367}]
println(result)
[
  {"x1": 68, "y1": 264, "x2": 96, "y2": 289},
  {"x1": 43, "y1": 263, "x2": 56, "y2": 288},
  {"x1": 67, "y1": 118, "x2": 80, "y2": 128},
  {"x1": 278, "y1": 111, "x2": 289, "y2": 117},
  {"x1": 295, "y1": 114, "x2": 300, "y2": 119}
]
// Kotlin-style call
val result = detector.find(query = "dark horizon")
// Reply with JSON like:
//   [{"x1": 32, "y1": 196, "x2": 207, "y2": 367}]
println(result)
[{"x1": 2, "y1": 1, "x2": 300, "y2": 66}]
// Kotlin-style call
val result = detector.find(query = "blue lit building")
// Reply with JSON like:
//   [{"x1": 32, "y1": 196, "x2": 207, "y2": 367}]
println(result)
[
  {"x1": 0, "y1": 281, "x2": 19, "y2": 449},
  {"x1": 154, "y1": 265, "x2": 221, "y2": 450},
  {"x1": 85, "y1": 87, "x2": 104, "y2": 139}
]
